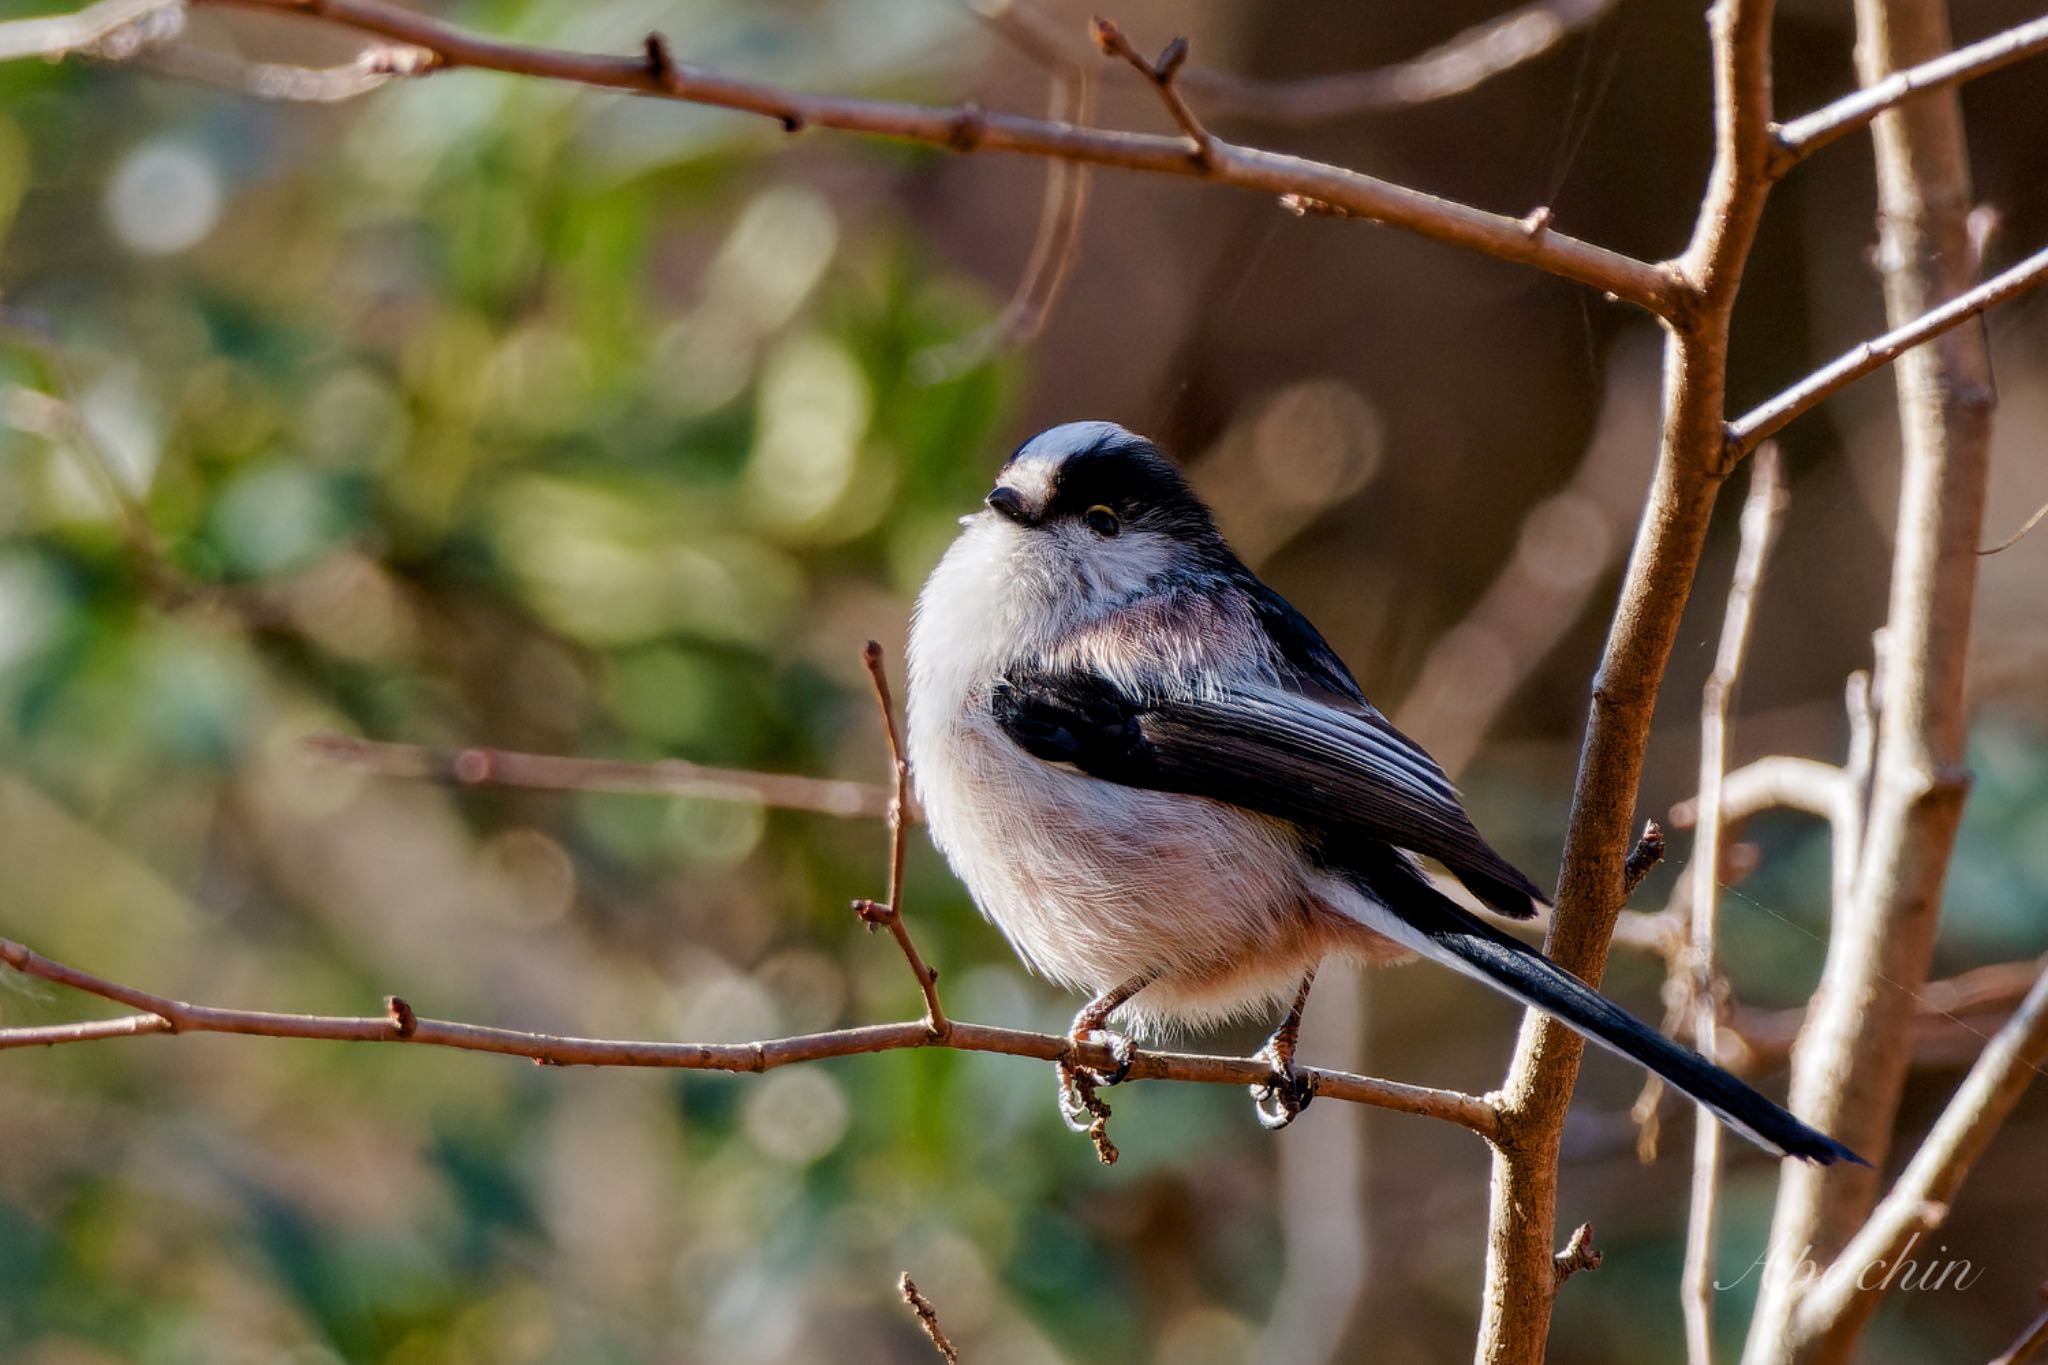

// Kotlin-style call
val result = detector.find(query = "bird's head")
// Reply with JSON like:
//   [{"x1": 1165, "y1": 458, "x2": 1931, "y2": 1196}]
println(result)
[{"x1": 974, "y1": 422, "x2": 1231, "y2": 604}]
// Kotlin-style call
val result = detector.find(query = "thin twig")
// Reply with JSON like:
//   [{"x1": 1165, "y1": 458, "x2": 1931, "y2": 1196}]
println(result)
[
  {"x1": 1552, "y1": 1221, "x2": 1603, "y2": 1287},
  {"x1": 139, "y1": 38, "x2": 436, "y2": 101},
  {"x1": 979, "y1": 0, "x2": 1618, "y2": 125},
  {"x1": 1089, "y1": 18, "x2": 1213, "y2": 169},
  {"x1": 1, "y1": 316, "x2": 172, "y2": 581},
  {"x1": 0, "y1": 936, "x2": 1502, "y2": 1136},
  {"x1": 1727, "y1": 241, "x2": 2048, "y2": 457},
  {"x1": 1991, "y1": 1283, "x2": 2048, "y2": 1365},
  {"x1": 1186, "y1": 0, "x2": 1619, "y2": 125},
  {"x1": 0, "y1": 0, "x2": 181, "y2": 61},
  {"x1": 1480, "y1": 1, "x2": 1782, "y2": 1352},
  {"x1": 1667, "y1": 753, "x2": 1847, "y2": 829},
  {"x1": 0, "y1": 317, "x2": 303, "y2": 630},
  {"x1": 1623, "y1": 820, "x2": 1667, "y2": 896},
  {"x1": 853, "y1": 643, "x2": 948, "y2": 1036},
  {"x1": 1790, "y1": 960, "x2": 2048, "y2": 1342},
  {"x1": 1680, "y1": 444, "x2": 1788, "y2": 1365},
  {"x1": 1748, "y1": 11, "x2": 2006, "y2": 1352},
  {"x1": 303, "y1": 734, "x2": 891, "y2": 820},
  {"x1": 1769, "y1": 11, "x2": 2048, "y2": 175},
  {"x1": 914, "y1": 52, "x2": 1095, "y2": 378},
  {"x1": 151, "y1": 0, "x2": 1677, "y2": 313},
  {"x1": 1723, "y1": 958, "x2": 2048, "y2": 1074},
  {"x1": 898, "y1": 1273, "x2": 961, "y2": 1363},
  {"x1": 1979, "y1": 495, "x2": 2048, "y2": 555}
]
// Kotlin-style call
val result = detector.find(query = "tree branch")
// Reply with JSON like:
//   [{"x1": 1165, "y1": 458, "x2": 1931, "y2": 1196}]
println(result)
[
  {"x1": 977, "y1": 0, "x2": 1620, "y2": 126},
  {"x1": 1724, "y1": 958, "x2": 2048, "y2": 1074},
  {"x1": 1478, "y1": 3, "x2": 1780, "y2": 1358},
  {"x1": 0, "y1": 0, "x2": 179, "y2": 60},
  {"x1": 1089, "y1": 19, "x2": 1212, "y2": 169},
  {"x1": 1991, "y1": 1285, "x2": 2048, "y2": 1365},
  {"x1": 1769, "y1": 11, "x2": 2048, "y2": 174},
  {"x1": 142, "y1": 0, "x2": 1678, "y2": 314},
  {"x1": 1184, "y1": 0, "x2": 1621, "y2": 125},
  {"x1": 1789, "y1": 960, "x2": 2048, "y2": 1344},
  {"x1": 0, "y1": 936, "x2": 1502, "y2": 1137},
  {"x1": 1668, "y1": 754, "x2": 1848, "y2": 829},
  {"x1": 303, "y1": 733, "x2": 891, "y2": 820},
  {"x1": 913, "y1": 52, "x2": 1094, "y2": 379},
  {"x1": 1746, "y1": 0, "x2": 2001, "y2": 1354},
  {"x1": 850, "y1": 643, "x2": 947, "y2": 1035},
  {"x1": 1726, "y1": 240, "x2": 2048, "y2": 457},
  {"x1": 1681, "y1": 444, "x2": 1788, "y2": 1365},
  {"x1": 899, "y1": 1273, "x2": 962, "y2": 1364}
]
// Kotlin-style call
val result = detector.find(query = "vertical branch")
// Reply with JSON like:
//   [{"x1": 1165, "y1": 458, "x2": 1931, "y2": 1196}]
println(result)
[
  {"x1": 854, "y1": 643, "x2": 949, "y2": 1036},
  {"x1": 899, "y1": 1273, "x2": 962, "y2": 1363},
  {"x1": 1792, "y1": 961, "x2": 2048, "y2": 1347},
  {"x1": 1681, "y1": 445, "x2": 1788, "y2": 1365},
  {"x1": 1743, "y1": 0, "x2": 1996, "y2": 1357},
  {"x1": 1477, "y1": 2, "x2": 1779, "y2": 1359}
]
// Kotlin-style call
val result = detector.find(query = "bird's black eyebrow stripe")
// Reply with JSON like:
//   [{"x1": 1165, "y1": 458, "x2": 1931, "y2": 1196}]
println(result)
[{"x1": 1029, "y1": 441, "x2": 1219, "y2": 540}]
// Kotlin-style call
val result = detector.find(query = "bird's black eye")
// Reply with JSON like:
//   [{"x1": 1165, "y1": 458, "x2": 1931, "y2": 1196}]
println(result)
[{"x1": 1083, "y1": 504, "x2": 1120, "y2": 537}]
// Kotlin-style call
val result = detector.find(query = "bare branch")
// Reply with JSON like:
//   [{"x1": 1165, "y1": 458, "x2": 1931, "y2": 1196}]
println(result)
[
  {"x1": 1991, "y1": 1284, "x2": 2048, "y2": 1365},
  {"x1": 1479, "y1": 0, "x2": 1786, "y2": 1353},
  {"x1": 1089, "y1": 19, "x2": 1211, "y2": 168},
  {"x1": 303, "y1": 733, "x2": 891, "y2": 820},
  {"x1": 899, "y1": 1273, "x2": 961, "y2": 1364},
  {"x1": 1790, "y1": 960, "x2": 2048, "y2": 1343},
  {"x1": 1668, "y1": 754, "x2": 1848, "y2": 829},
  {"x1": 141, "y1": 0, "x2": 1679, "y2": 313},
  {"x1": 139, "y1": 35, "x2": 436, "y2": 101},
  {"x1": 1725, "y1": 958, "x2": 2048, "y2": 1074},
  {"x1": 1727, "y1": 241, "x2": 2048, "y2": 457},
  {"x1": 1186, "y1": 0, "x2": 1619, "y2": 125},
  {"x1": 0, "y1": 936, "x2": 1503, "y2": 1137},
  {"x1": 1749, "y1": 5, "x2": 2003, "y2": 1351},
  {"x1": 1681, "y1": 444, "x2": 1788, "y2": 1365},
  {"x1": 978, "y1": 0, "x2": 1617, "y2": 126},
  {"x1": 1769, "y1": 12, "x2": 2048, "y2": 174},
  {"x1": 2, "y1": 314, "x2": 177, "y2": 589},
  {"x1": 914, "y1": 58, "x2": 1094, "y2": 378},
  {"x1": 1980, "y1": 494, "x2": 2048, "y2": 556},
  {"x1": 851, "y1": 643, "x2": 948, "y2": 1036},
  {"x1": 0, "y1": 0, "x2": 181, "y2": 61}
]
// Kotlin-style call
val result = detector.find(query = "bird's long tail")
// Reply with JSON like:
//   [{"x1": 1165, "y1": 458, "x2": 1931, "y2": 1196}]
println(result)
[{"x1": 1363, "y1": 866, "x2": 1865, "y2": 1165}]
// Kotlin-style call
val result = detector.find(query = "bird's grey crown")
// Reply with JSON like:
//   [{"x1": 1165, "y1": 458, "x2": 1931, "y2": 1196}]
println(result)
[
  {"x1": 994, "y1": 421, "x2": 1223, "y2": 555},
  {"x1": 1006, "y1": 420, "x2": 1145, "y2": 465}
]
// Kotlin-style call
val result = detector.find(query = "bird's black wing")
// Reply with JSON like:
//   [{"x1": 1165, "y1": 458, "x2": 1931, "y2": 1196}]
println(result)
[{"x1": 989, "y1": 666, "x2": 1547, "y2": 918}]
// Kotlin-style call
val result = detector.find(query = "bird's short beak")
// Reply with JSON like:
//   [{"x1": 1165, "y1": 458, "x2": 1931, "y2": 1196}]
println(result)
[{"x1": 985, "y1": 485, "x2": 1033, "y2": 525}]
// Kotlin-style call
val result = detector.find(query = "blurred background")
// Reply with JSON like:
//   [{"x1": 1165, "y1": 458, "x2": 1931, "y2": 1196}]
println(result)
[{"x1": 2, "y1": 0, "x2": 2047, "y2": 1360}]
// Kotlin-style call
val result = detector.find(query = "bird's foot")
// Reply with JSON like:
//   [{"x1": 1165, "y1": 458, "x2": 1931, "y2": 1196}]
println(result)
[
  {"x1": 1077, "y1": 1026, "x2": 1135, "y2": 1086},
  {"x1": 1250, "y1": 1041, "x2": 1318, "y2": 1131},
  {"x1": 1056, "y1": 1028, "x2": 1136, "y2": 1163},
  {"x1": 1055, "y1": 1026, "x2": 1134, "y2": 1131}
]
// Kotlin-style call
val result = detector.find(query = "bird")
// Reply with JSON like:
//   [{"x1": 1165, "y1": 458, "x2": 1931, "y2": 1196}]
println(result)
[{"x1": 903, "y1": 419, "x2": 1860, "y2": 1163}]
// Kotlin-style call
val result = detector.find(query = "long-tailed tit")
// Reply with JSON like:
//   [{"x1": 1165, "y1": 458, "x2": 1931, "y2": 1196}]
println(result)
[{"x1": 905, "y1": 420, "x2": 1858, "y2": 1162}]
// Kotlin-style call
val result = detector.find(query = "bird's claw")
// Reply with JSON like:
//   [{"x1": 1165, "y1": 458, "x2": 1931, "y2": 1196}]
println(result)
[
  {"x1": 1251, "y1": 1047, "x2": 1317, "y2": 1130},
  {"x1": 1056, "y1": 1028, "x2": 1133, "y2": 1135},
  {"x1": 1079, "y1": 1027, "x2": 1135, "y2": 1086}
]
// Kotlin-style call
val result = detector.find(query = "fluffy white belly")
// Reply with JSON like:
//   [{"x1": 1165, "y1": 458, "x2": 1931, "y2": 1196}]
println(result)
[{"x1": 917, "y1": 719, "x2": 1355, "y2": 1030}]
